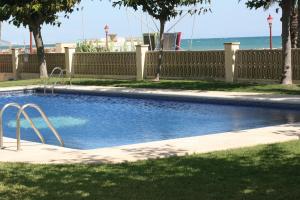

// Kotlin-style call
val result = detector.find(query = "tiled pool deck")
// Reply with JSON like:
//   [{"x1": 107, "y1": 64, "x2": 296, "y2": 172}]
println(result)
[{"x1": 0, "y1": 85, "x2": 299, "y2": 164}]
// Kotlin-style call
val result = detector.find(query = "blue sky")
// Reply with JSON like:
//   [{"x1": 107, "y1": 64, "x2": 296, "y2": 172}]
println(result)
[{"x1": 1, "y1": 0, "x2": 281, "y2": 44}]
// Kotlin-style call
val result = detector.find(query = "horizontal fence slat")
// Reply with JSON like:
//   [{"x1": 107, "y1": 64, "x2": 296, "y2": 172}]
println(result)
[
  {"x1": 235, "y1": 49, "x2": 282, "y2": 81},
  {"x1": 0, "y1": 54, "x2": 13, "y2": 73},
  {"x1": 0, "y1": 49, "x2": 299, "y2": 83},
  {"x1": 145, "y1": 51, "x2": 225, "y2": 80},
  {"x1": 73, "y1": 52, "x2": 136, "y2": 77},
  {"x1": 235, "y1": 49, "x2": 300, "y2": 82},
  {"x1": 18, "y1": 53, "x2": 65, "y2": 73}
]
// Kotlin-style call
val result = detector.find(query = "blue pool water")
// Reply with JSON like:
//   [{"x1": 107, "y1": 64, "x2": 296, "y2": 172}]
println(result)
[{"x1": 0, "y1": 91, "x2": 299, "y2": 150}]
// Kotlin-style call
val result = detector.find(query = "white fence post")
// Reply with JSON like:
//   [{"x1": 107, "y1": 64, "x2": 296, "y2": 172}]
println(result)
[
  {"x1": 224, "y1": 42, "x2": 240, "y2": 83},
  {"x1": 65, "y1": 47, "x2": 76, "y2": 77},
  {"x1": 12, "y1": 49, "x2": 20, "y2": 80},
  {"x1": 136, "y1": 45, "x2": 149, "y2": 81}
]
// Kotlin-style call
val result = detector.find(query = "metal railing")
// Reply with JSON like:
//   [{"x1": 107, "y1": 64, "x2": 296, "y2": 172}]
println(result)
[
  {"x1": 0, "y1": 103, "x2": 45, "y2": 149},
  {"x1": 0, "y1": 103, "x2": 64, "y2": 151},
  {"x1": 44, "y1": 67, "x2": 71, "y2": 94}
]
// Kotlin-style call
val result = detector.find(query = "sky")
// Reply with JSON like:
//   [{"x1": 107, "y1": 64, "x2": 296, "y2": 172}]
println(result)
[{"x1": 1, "y1": 0, "x2": 282, "y2": 45}]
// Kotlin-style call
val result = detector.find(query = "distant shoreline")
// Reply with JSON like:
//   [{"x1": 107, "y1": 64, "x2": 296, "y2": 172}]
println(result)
[
  {"x1": 180, "y1": 35, "x2": 281, "y2": 40},
  {"x1": 1, "y1": 36, "x2": 282, "y2": 51}
]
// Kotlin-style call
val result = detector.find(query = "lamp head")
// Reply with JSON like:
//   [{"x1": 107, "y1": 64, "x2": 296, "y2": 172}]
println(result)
[{"x1": 267, "y1": 14, "x2": 273, "y2": 25}]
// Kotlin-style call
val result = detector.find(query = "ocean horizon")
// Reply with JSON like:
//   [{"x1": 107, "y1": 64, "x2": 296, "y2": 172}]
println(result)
[
  {"x1": 180, "y1": 36, "x2": 282, "y2": 50},
  {"x1": 0, "y1": 36, "x2": 282, "y2": 51}
]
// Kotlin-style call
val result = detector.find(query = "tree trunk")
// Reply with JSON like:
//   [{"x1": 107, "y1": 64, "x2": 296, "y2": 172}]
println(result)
[
  {"x1": 290, "y1": 7, "x2": 298, "y2": 48},
  {"x1": 154, "y1": 19, "x2": 166, "y2": 81},
  {"x1": 281, "y1": 0, "x2": 293, "y2": 85},
  {"x1": 297, "y1": 0, "x2": 300, "y2": 47},
  {"x1": 31, "y1": 25, "x2": 48, "y2": 78},
  {"x1": 0, "y1": 22, "x2": 2, "y2": 41}
]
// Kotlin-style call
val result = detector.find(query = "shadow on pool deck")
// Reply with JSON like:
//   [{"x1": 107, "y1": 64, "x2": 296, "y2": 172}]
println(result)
[
  {"x1": 1, "y1": 122, "x2": 300, "y2": 165},
  {"x1": 44, "y1": 123, "x2": 300, "y2": 165},
  {"x1": 45, "y1": 144, "x2": 188, "y2": 164},
  {"x1": 0, "y1": 137, "x2": 198, "y2": 164},
  {"x1": 60, "y1": 85, "x2": 300, "y2": 105},
  {"x1": 272, "y1": 124, "x2": 300, "y2": 139},
  {"x1": 120, "y1": 145, "x2": 188, "y2": 158}
]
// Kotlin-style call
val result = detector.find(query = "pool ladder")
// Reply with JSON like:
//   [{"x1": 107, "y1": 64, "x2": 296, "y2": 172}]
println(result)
[
  {"x1": 0, "y1": 103, "x2": 64, "y2": 151},
  {"x1": 44, "y1": 67, "x2": 71, "y2": 94}
]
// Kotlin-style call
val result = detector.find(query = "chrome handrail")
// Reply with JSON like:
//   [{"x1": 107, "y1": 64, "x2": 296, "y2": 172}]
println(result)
[
  {"x1": 16, "y1": 104, "x2": 64, "y2": 151},
  {"x1": 44, "y1": 67, "x2": 70, "y2": 94},
  {"x1": 0, "y1": 103, "x2": 45, "y2": 149}
]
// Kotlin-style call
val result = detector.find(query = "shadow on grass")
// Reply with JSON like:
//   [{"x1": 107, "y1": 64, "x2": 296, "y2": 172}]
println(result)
[
  {"x1": 251, "y1": 87, "x2": 300, "y2": 95},
  {"x1": 70, "y1": 79, "x2": 300, "y2": 95},
  {"x1": 0, "y1": 141, "x2": 299, "y2": 200},
  {"x1": 71, "y1": 79, "x2": 259, "y2": 91},
  {"x1": 1, "y1": 78, "x2": 300, "y2": 95}
]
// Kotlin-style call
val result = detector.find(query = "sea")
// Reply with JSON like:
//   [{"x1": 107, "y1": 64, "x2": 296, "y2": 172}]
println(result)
[
  {"x1": 180, "y1": 36, "x2": 282, "y2": 50},
  {"x1": 0, "y1": 36, "x2": 282, "y2": 51}
]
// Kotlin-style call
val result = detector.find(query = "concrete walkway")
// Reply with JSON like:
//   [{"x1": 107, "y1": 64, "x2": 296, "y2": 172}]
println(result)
[
  {"x1": 51, "y1": 85, "x2": 300, "y2": 107},
  {"x1": 0, "y1": 123, "x2": 299, "y2": 164},
  {"x1": 0, "y1": 85, "x2": 299, "y2": 164},
  {"x1": 3, "y1": 85, "x2": 300, "y2": 106}
]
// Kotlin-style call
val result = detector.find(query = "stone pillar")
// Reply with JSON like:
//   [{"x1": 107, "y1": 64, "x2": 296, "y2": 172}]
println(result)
[
  {"x1": 65, "y1": 47, "x2": 76, "y2": 77},
  {"x1": 224, "y1": 42, "x2": 240, "y2": 83},
  {"x1": 12, "y1": 49, "x2": 20, "y2": 80},
  {"x1": 136, "y1": 45, "x2": 149, "y2": 81}
]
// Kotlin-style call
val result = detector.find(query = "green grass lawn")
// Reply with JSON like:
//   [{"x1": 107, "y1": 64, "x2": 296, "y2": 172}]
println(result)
[
  {"x1": 0, "y1": 140, "x2": 299, "y2": 200},
  {"x1": 1, "y1": 78, "x2": 300, "y2": 95},
  {"x1": 0, "y1": 79, "x2": 43, "y2": 87}
]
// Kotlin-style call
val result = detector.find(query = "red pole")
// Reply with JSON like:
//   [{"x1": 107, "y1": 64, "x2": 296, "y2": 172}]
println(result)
[
  {"x1": 176, "y1": 32, "x2": 182, "y2": 51},
  {"x1": 106, "y1": 32, "x2": 108, "y2": 50},
  {"x1": 30, "y1": 32, "x2": 33, "y2": 54},
  {"x1": 269, "y1": 24, "x2": 272, "y2": 49}
]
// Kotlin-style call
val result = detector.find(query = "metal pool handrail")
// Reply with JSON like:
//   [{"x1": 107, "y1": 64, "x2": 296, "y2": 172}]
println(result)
[
  {"x1": 44, "y1": 67, "x2": 70, "y2": 94},
  {"x1": 0, "y1": 103, "x2": 45, "y2": 149},
  {"x1": 16, "y1": 104, "x2": 64, "y2": 151}
]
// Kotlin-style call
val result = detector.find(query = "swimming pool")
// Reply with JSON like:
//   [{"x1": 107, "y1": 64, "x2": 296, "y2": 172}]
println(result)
[{"x1": 1, "y1": 90, "x2": 300, "y2": 150}]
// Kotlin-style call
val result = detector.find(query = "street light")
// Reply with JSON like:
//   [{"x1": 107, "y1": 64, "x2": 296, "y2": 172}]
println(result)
[
  {"x1": 267, "y1": 14, "x2": 273, "y2": 49},
  {"x1": 104, "y1": 24, "x2": 109, "y2": 50}
]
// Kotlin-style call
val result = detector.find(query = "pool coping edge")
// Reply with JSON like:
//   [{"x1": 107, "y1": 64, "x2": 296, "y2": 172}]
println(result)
[{"x1": 0, "y1": 85, "x2": 299, "y2": 164}]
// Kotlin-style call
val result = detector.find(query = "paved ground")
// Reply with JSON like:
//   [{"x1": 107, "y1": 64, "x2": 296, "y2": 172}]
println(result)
[
  {"x1": 1, "y1": 123, "x2": 299, "y2": 164},
  {"x1": 0, "y1": 85, "x2": 299, "y2": 164}
]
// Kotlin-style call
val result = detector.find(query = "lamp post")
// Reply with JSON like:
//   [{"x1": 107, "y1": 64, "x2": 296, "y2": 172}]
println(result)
[
  {"x1": 104, "y1": 24, "x2": 109, "y2": 51},
  {"x1": 267, "y1": 14, "x2": 273, "y2": 50}
]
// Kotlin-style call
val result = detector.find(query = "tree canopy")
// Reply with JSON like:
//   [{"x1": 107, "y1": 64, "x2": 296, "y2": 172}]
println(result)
[
  {"x1": 113, "y1": 0, "x2": 211, "y2": 81},
  {"x1": 243, "y1": 0, "x2": 280, "y2": 9},
  {"x1": 0, "y1": 0, "x2": 81, "y2": 78},
  {"x1": 0, "y1": 0, "x2": 81, "y2": 29},
  {"x1": 113, "y1": 0, "x2": 211, "y2": 21}
]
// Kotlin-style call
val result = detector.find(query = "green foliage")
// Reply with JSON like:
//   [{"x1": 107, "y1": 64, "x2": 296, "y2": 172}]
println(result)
[
  {"x1": 113, "y1": 0, "x2": 211, "y2": 21},
  {"x1": 242, "y1": 0, "x2": 280, "y2": 9},
  {"x1": 242, "y1": 0, "x2": 297, "y2": 10},
  {"x1": 76, "y1": 41, "x2": 109, "y2": 53},
  {"x1": 0, "y1": 0, "x2": 81, "y2": 29},
  {"x1": 76, "y1": 41, "x2": 97, "y2": 53},
  {"x1": 113, "y1": 0, "x2": 211, "y2": 80},
  {"x1": 0, "y1": 0, "x2": 82, "y2": 77}
]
